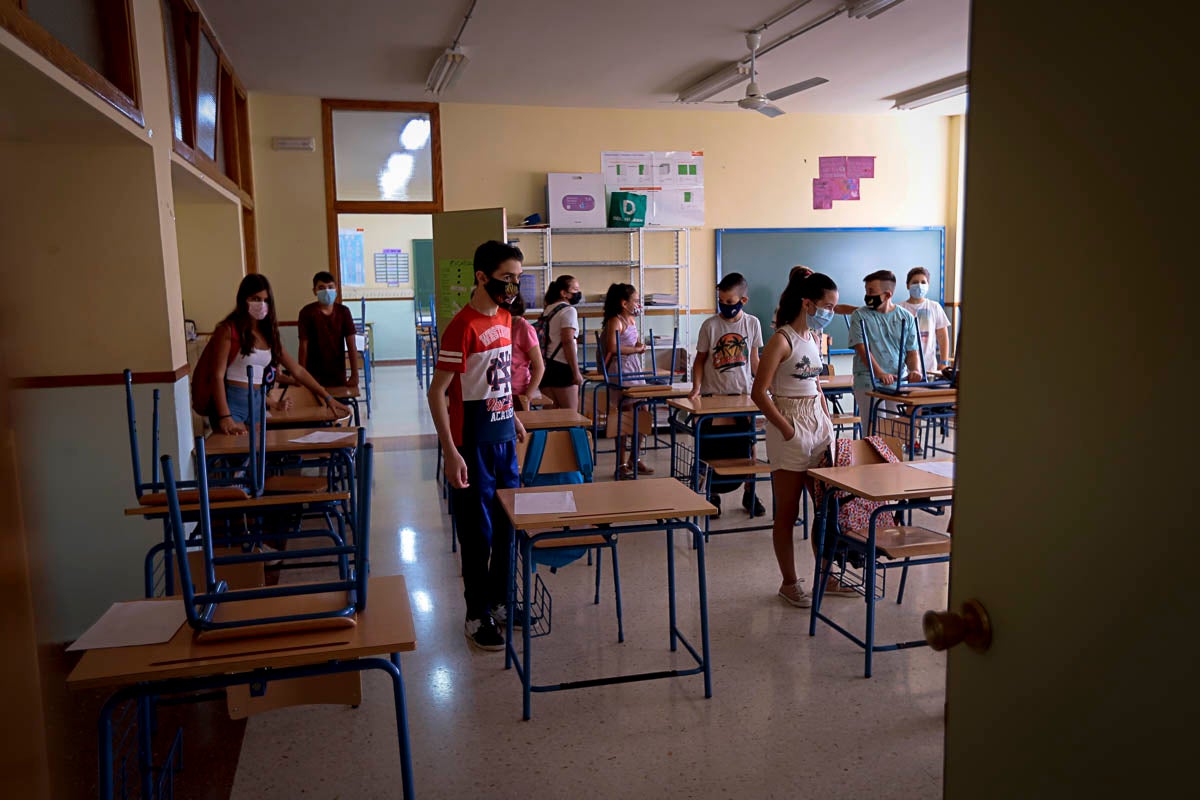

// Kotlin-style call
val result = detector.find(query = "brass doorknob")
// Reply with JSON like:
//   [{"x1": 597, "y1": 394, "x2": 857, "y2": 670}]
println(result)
[{"x1": 923, "y1": 599, "x2": 992, "y2": 652}]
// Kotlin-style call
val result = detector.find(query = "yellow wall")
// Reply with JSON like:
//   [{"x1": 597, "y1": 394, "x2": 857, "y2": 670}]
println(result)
[
  {"x1": 175, "y1": 197, "x2": 246, "y2": 332},
  {"x1": 248, "y1": 93, "x2": 328, "y2": 318},
  {"x1": 250, "y1": 95, "x2": 955, "y2": 313}
]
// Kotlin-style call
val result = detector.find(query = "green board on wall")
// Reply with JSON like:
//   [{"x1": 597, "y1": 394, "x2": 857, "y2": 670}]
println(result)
[
  {"x1": 715, "y1": 227, "x2": 945, "y2": 352},
  {"x1": 412, "y1": 238, "x2": 434, "y2": 310}
]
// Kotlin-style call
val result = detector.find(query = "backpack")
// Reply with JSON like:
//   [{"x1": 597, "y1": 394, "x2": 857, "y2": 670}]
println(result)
[
  {"x1": 534, "y1": 302, "x2": 569, "y2": 361},
  {"x1": 190, "y1": 323, "x2": 241, "y2": 416}
]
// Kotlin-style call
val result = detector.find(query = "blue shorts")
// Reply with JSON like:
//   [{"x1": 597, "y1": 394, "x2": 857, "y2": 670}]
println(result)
[{"x1": 210, "y1": 384, "x2": 264, "y2": 428}]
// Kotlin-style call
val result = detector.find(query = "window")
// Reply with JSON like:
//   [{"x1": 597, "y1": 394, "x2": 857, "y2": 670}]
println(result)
[
  {"x1": 321, "y1": 100, "x2": 443, "y2": 287},
  {"x1": 158, "y1": 0, "x2": 253, "y2": 203},
  {"x1": 0, "y1": 0, "x2": 141, "y2": 124}
]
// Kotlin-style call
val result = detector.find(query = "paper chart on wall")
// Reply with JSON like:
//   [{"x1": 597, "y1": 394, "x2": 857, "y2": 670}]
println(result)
[
  {"x1": 601, "y1": 150, "x2": 705, "y2": 226},
  {"x1": 436, "y1": 258, "x2": 476, "y2": 329}
]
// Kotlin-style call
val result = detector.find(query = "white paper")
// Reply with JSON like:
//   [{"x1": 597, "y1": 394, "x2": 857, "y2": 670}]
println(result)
[
  {"x1": 601, "y1": 151, "x2": 655, "y2": 187},
  {"x1": 514, "y1": 491, "x2": 577, "y2": 516},
  {"x1": 289, "y1": 431, "x2": 357, "y2": 444},
  {"x1": 908, "y1": 461, "x2": 955, "y2": 478},
  {"x1": 601, "y1": 150, "x2": 705, "y2": 226},
  {"x1": 67, "y1": 600, "x2": 185, "y2": 651}
]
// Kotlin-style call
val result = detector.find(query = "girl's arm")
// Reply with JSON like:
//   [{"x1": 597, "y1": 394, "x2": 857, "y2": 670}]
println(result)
[
  {"x1": 277, "y1": 348, "x2": 352, "y2": 418},
  {"x1": 602, "y1": 319, "x2": 619, "y2": 367},
  {"x1": 936, "y1": 326, "x2": 951, "y2": 367},
  {"x1": 561, "y1": 326, "x2": 581, "y2": 383},
  {"x1": 526, "y1": 343, "x2": 545, "y2": 403},
  {"x1": 751, "y1": 333, "x2": 795, "y2": 438}
]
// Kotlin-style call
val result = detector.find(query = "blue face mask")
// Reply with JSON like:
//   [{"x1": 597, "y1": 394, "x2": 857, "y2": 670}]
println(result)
[
  {"x1": 317, "y1": 288, "x2": 337, "y2": 305},
  {"x1": 718, "y1": 301, "x2": 743, "y2": 319},
  {"x1": 908, "y1": 283, "x2": 928, "y2": 300},
  {"x1": 807, "y1": 306, "x2": 835, "y2": 330}
]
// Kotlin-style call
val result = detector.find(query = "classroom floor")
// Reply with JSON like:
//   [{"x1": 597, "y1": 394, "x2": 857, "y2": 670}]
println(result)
[{"x1": 230, "y1": 366, "x2": 950, "y2": 799}]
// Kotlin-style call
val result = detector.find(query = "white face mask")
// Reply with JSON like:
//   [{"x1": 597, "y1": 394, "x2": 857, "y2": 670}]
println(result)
[{"x1": 248, "y1": 300, "x2": 269, "y2": 320}]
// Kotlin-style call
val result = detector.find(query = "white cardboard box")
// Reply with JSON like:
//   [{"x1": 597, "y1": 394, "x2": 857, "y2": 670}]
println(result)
[{"x1": 547, "y1": 173, "x2": 606, "y2": 228}]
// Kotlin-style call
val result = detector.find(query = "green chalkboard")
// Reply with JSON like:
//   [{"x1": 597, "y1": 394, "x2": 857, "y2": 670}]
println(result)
[{"x1": 715, "y1": 227, "x2": 945, "y2": 352}]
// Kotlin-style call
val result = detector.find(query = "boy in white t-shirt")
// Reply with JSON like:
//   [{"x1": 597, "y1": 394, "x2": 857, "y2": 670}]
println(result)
[
  {"x1": 689, "y1": 272, "x2": 765, "y2": 517},
  {"x1": 898, "y1": 266, "x2": 952, "y2": 375}
]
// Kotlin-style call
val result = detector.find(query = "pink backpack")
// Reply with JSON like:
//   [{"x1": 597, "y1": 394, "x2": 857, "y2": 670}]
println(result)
[{"x1": 813, "y1": 436, "x2": 902, "y2": 532}]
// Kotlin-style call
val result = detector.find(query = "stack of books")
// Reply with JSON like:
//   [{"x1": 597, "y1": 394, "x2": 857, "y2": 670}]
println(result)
[{"x1": 644, "y1": 293, "x2": 678, "y2": 306}]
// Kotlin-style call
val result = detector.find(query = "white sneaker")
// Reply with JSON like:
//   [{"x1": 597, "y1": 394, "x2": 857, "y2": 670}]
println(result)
[{"x1": 778, "y1": 582, "x2": 812, "y2": 608}]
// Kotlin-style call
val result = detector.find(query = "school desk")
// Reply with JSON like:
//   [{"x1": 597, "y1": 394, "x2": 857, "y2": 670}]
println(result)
[
  {"x1": 819, "y1": 374, "x2": 854, "y2": 412},
  {"x1": 497, "y1": 478, "x2": 717, "y2": 720},
  {"x1": 68, "y1": 574, "x2": 417, "y2": 800},
  {"x1": 603, "y1": 383, "x2": 692, "y2": 478},
  {"x1": 807, "y1": 461, "x2": 954, "y2": 677},
  {"x1": 327, "y1": 385, "x2": 362, "y2": 425},
  {"x1": 864, "y1": 389, "x2": 958, "y2": 456},
  {"x1": 265, "y1": 387, "x2": 347, "y2": 428}
]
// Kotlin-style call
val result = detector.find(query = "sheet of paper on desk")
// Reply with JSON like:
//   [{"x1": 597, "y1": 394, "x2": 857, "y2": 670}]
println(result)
[
  {"x1": 909, "y1": 461, "x2": 955, "y2": 478},
  {"x1": 515, "y1": 491, "x2": 577, "y2": 515},
  {"x1": 67, "y1": 600, "x2": 185, "y2": 651},
  {"x1": 289, "y1": 431, "x2": 357, "y2": 444}
]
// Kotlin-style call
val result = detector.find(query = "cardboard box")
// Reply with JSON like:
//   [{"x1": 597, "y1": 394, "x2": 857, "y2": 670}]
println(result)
[{"x1": 547, "y1": 173, "x2": 606, "y2": 228}]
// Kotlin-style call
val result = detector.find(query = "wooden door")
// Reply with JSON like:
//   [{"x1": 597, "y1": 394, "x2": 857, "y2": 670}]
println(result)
[{"x1": 943, "y1": 3, "x2": 1183, "y2": 797}]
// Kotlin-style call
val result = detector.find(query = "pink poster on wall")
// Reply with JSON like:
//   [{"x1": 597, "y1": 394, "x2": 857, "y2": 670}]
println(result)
[
  {"x1": 812, "y1": 178, "x2": 833, "y2": 209},
  {"x1": 830, "y1": 177, "x2": 861, "y2": 200},
  {"x1": 846, "y1": 156, "x2": 875, "y2": 179},
  {"x1": 818, "y1": 156, "x2": 847, "y2": 179}
]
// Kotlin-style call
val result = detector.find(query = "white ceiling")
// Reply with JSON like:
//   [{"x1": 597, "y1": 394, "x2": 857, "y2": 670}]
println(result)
[{"x1": 196, "y1": 0, "x2": 970, "y2": 116}]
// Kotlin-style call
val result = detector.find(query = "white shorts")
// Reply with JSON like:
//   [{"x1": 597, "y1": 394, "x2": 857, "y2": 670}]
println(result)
[{"x1": 765, "y1": 395, "x2": 834, "y2": 472}]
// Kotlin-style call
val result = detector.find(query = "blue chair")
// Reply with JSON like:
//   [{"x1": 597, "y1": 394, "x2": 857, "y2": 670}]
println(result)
[{"x1": 517, "y1": 427, "x2": 624, "y2": 642}]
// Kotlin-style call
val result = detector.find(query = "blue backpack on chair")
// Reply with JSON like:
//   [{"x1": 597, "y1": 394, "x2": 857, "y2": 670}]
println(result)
[{"x1": 519, "y1": 427, "x2": 593, "y2": 569}]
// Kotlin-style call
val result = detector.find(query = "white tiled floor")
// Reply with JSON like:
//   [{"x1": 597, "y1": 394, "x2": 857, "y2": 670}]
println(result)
[{"x1": 233, "y1": 367, "x2": 948, "y2": 799}]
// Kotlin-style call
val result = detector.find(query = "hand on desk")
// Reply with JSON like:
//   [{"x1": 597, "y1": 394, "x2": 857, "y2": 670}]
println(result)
[
  {"x1": 688, "y1": 387, "x2": 701, "y2": 402},
  {"x1": 219, "y1": 418, "x2": 246, "y2": 436},
  {"x1": 327, "y1": 399, "x2": 352, "y2": 418},
  {"x1": 906, "y1": 371, "x2": 924, "y2": 384},
  {"x1": 877, "y1": 373, "x2": 897, "y2": 386},
  {"x1": 269, "y1": 396, "x2": 295, "y2": 412}
]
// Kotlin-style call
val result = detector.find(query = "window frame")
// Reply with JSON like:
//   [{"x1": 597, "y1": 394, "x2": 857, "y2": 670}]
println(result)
[{"x1": 320, "y1": 99, "x2": 444, "y2": 284}]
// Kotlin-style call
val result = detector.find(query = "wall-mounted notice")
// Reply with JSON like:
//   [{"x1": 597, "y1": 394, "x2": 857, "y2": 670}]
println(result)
[
  {"x1": 373, "y1": 249, "x2": 410, "y2": 286},
  {"x1": 338, "y1": 229, "x2": 365, "y2": 285},
  {"x1": 846, "y1": 156, "x2": 875, "y2": 179},
  {"x1": 813, "y1": 155, "x2": 875, "y2": 209},
  {"x1": 436, "y1": 258, "x2": 476, "y2": 328},
  {"x1": 601, "y1": 150, "x2": 705, "y2": 227}
]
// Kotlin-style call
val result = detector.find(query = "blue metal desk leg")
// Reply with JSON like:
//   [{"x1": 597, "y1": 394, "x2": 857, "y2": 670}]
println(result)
[
  {"x1": 521, "y1": 534, "x2": 534, "y2": 721},
  {"x1": 694, "y1": 522, "x2": 713, "y2": 698},
  {"x1": 386, "y1": 653, "x2": 416, "y2": 799},
  {"x1": 137, "y1": 695, "x2": 154, "y2": 799},
  {"x1": 667, "y1": 528, "x2": 678, "y2": 651},
  {"x1": 864, "y1": 509, "x2": 882, "y2": 679},
  {"x1": 809, "y1": 491, "x2": 835, "y2": 637}
]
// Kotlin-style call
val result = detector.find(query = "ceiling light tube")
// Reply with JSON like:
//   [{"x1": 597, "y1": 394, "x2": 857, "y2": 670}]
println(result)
[
  {"x1": 846, "y1": 0, "x2": 908, "y2": 20},
  {"x1": 678, "y1": 63, "x2": 751, "y2": 103},
  {"x1": 425, "y1": 47, "x2": 468, "y2": 95},
  {"x1": 892, "y1": 72, "x2": 969, "y2": 110}
]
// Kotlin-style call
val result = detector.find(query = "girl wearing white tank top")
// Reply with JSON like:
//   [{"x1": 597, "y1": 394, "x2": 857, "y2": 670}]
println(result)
[
  {"x1": 210, "y1": 274, "x2": 351, "y2": 435},
  {"x1": 751, "y1": 267, "x2": 849, "y2": 609}
]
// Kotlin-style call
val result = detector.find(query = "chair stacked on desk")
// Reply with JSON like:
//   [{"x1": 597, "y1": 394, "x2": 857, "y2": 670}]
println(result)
[{"x1": 414, "y1": 295, "x2": 438, "y2": 389}]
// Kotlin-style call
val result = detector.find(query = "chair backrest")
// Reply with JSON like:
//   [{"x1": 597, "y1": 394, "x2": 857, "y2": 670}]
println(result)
[
  {"x1": 517, "y1": 429, "x2": 593, "y2": 486},
  {"x1": 843, "y1": 434, "x2": 905, "y2": 466},
  {"x1": 126, "y1": 368, "x2": 194, "y2": 499}
]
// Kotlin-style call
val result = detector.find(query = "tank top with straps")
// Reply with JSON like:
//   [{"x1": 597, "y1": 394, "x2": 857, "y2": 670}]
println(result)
[{"x1": 771, "y1": 325, "x2": 822, "y2": 398}]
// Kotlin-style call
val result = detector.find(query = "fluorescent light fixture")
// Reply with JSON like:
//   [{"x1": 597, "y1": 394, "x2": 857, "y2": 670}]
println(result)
[
  {"x1": 678, "y1": 63, "x2": 751, "y2": 103},
  {"x1": 399, "y1": 118, "x2": 431, "y2": 150},
  {"x1": 846, "y1": 0, "x2": 908, "y2": 19},
  {"x1": 892, "y1": 72, "x2": 970, "y2": 110},
  {"x1": 425, "y1": 46, "x2": 468, "y2": 95}
]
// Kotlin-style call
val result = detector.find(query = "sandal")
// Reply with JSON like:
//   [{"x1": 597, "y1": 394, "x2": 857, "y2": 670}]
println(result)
[
  {"x1": 635, "y1": 459, "x2": 655, "y2": 475},
  {"x1": 618, "y1": 463, "x2": 636, "y2": 479}
]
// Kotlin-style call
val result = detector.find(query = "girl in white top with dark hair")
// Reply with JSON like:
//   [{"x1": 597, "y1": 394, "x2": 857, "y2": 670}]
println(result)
[{"x1": 751, "y1": 267, "x2": 849, "y2": 608}]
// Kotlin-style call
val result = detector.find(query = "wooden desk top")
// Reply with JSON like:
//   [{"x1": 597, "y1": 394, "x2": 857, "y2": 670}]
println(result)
[
  {"x1": 516, "y1": 409, "x2": 592, "y2": 430},
  {"x1": 667, "y1": 395, "x2": 761, "y2": 415},
  {"x1": 866, "y1": 388, "x2": 958, "y2": 406},
  {"x1": 808, "y1": 461, "x2": 955, "y2": 502},
  {"x1": 326, "y1": 385, "x2": 361, "y2": 400},
  {"x1": 620, "y1": 382, "x2": 693, "y2": 398},
  {"x1": 204, "y1": 427, "x2": 359, "y2": 456},
  {"x1": 125, "y1": 491, "x2": 350, "y2": 517},
  {"x1": 819, "y1": 375, "x2": 853, "y2": 390},
  {"x1": 266, "y1": 387, "x2": 354, "y2": 425},
  {"x1": 67, "y1": 575, "x2": 415, "y2": 690},
  {"x1": 498, "y1": 477, "x2": 716, "y2": 529}
]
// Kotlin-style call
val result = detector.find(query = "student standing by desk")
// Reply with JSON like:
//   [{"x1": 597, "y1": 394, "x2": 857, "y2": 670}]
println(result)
[
  {"x1": 689, "y1": 271, "x2": 764, "y2": 516},
  {"x1": 752, "y1": 268, "x2": 842, "y2": 608},
  {"x1": 196, "y1": 274, "x2": 350, "y2": 435},
  {"x1": 898, "y1": 266, "x2": 952, "y2": 376},
  {"x1": 848, "y1": 270, "x2": 921, "y2": 437},
  {"x1": 427, "y1": 240, "x2": 528, "y2": 651},
  {"x1": 297, "y1": 271, "x2": 360, "y2": 390}
]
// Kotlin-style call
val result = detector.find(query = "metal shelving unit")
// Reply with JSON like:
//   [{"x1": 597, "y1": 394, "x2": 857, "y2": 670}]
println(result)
[{"x1": 507, "y1": 226, "x2": 691, "y2": 373}]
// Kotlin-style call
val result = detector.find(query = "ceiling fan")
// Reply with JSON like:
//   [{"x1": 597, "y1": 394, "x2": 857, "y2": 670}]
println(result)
[{"x1": 702, "y1": 32, "x2": 828, "y2": 118}]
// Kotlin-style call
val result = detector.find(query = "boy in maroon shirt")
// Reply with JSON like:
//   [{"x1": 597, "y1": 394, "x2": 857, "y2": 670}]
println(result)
[{"x1": 297, "y1": 271, "x2": 360, "y2": 389}]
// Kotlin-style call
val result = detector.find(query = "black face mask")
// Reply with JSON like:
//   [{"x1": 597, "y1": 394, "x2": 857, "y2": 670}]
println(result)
[
  {"x1": 864, "y1": 294, "x2": 884, "y2": 310},
  {"x1": 568, "y1": 291, "x2": 583, "y2": 306},
  {"x1": 486, "y1": 277, "x2": 519, "y2": 306},
  {"x1": 718, "y1": 301, "x2": 743, "y2": 319}
]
